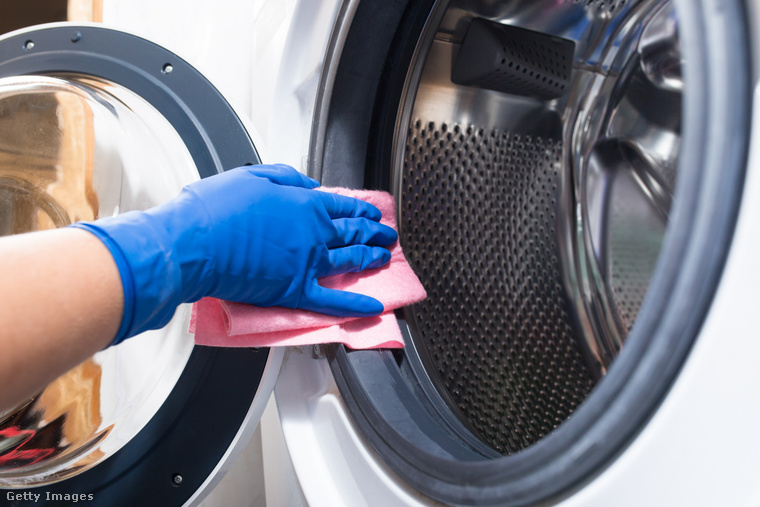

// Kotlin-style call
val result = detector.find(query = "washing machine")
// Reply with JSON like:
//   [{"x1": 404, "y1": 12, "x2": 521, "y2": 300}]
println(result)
[
  {"x1": 0, "y1": 0, "x2": 758, "y2": 506},
  {"x1": 269, "y1": 0, "x2": 760, "y2": 506}
]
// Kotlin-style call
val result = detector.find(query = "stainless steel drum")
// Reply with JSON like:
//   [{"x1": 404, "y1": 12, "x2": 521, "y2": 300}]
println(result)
[{"x1": 396, "y1": 0, "x2": 682, "y2": 453}]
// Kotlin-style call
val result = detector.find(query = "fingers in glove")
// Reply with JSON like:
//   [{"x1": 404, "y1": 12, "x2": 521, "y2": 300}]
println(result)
[
  {"x1": 323, "y1": 245, "x2": 391, "y2": 277},
  {"x1": 327, "y1": 218, "x2": 398, "y2": 248},
  {"x1": 302, "y1": 280, "x2": 385, "y2": 317},
  {"x1": 315, "y1": 191, "x2": 382, "y2": 221},
  {"x1": 244, "y1": 164, "x2": 320, "y2": 189}
]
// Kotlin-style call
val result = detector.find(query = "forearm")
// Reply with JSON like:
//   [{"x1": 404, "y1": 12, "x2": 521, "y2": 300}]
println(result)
[{"x1": 0, "y1": 228, "x2": 122, "y2": 410}]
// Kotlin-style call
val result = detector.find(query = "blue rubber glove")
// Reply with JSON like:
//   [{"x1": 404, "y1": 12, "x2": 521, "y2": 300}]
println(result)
[{"x1": 71, "y1": 164, "x2": 398, "y2": 346}]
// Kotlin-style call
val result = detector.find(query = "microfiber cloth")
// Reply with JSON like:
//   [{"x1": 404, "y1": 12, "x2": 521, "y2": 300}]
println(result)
[{"x1": 190, "y1": 188, "x2": 427, "y2": 349}]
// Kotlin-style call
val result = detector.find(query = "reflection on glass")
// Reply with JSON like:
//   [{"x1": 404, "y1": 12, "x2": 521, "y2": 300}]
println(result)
[
  {"x1": 0, "y1": 75, "x2": 198, "y2": 486},
  {"x1": 0, "y1": 361, "x2": 108, "y2": 473},
  {"x1": 0, "y1": 86, "x2": 96, "y2": 235}
]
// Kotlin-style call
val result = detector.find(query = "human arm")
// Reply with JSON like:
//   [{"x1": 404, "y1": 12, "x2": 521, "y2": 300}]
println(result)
[
  {"x1": 0, "y1": 164, "x2": 397, "y2": 411},
  {"x1": 0, "y1": 227, "x2": 122, "y2": 410}
]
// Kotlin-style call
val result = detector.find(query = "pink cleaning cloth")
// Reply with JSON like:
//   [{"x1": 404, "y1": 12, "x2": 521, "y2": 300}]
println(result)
[{"x1": 190, "y1": 188, "x2": 426, "y2": 349}]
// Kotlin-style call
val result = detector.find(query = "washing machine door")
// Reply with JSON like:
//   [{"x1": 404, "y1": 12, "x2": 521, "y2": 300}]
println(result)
[{"x1": 0, "y1": 24, "x2": 278, "y2": 506}]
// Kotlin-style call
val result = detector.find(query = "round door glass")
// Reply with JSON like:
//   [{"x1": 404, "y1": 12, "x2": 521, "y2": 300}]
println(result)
[{"x1": 0, "y1": 74, "x2": 198, "y2": 486}]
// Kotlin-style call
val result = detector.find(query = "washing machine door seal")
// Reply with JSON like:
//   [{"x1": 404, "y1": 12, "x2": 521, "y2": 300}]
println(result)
[{"x1": 0, "y1": 24, "x2": 276, "y2": 506}]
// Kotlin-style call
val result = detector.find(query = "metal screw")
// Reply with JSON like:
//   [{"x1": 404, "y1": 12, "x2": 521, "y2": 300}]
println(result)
[
  {"x1": 172, "y1": 474, "x2": 183, "y2": 486},
  {"x1": 71, "y1": 31, "x2": 82, "y2": 43},
  {"x1": 162, "y1": 63, "x2": 173, "y2": 74},
  {"x1": 23, "y1": 40, "x2": 34, "y2": 51}
]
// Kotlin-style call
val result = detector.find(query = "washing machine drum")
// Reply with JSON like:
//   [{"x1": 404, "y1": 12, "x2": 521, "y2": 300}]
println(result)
[
  {"x1": 0, "y1": 25, "x2": 271, "y2": 506},
  {"x1": 311, "y1": 0, "x2": 752, "y2": 504}
]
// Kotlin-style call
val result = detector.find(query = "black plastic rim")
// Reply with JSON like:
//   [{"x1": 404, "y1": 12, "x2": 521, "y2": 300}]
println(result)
[
  {"x1": 0, "y1": 25, "x2": 266, "y2": 507},
  {"x1": 319, "y1": 0, "x2": 752, "y2": 505}
]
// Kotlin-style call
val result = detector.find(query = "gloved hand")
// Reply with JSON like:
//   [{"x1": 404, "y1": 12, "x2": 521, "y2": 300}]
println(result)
[{"x1": 71, "y1": 164, "x2": 398, "y2": 346}]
